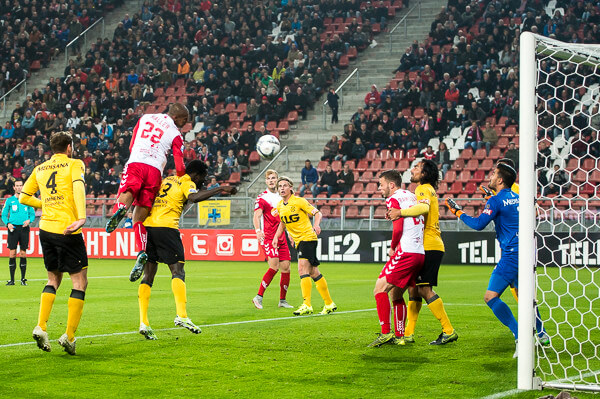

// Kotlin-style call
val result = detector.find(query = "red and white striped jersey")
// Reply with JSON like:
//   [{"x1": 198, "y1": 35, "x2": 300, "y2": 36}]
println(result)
[
  {"x1": 386, "y1": 189, "x2": 425, "y2": 254},
  {"x1": 255, "y1": 189, "x2": 283, "y2": 240}
]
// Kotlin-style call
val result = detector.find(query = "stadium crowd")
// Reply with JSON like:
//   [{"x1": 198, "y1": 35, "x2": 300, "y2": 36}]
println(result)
[{"x1": 0, "y1": 0, "x2": 394, "y2": 198}]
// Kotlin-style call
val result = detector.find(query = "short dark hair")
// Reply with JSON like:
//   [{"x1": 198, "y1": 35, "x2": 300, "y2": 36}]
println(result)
[
  {"x1": 379, "y1": 169, "x2": 402, "y2": 187},
  {"x1": 497, "y1": 157, "x2": 516, "y2": 169},
  {"x1": 420, "y1": 159, "x2": 439, "y2": 189},
  {"x1": 497, "y1": 163, "x2": 517, "y2": 187},
  {"x1": 50, "y1": 131, "x2": 72, "y2": 153},
  {"x1": 185, "y1": 160, "x2": 208, "y2": 176},
  {"x1": 14, "y1": 179, "x2": 23, "y2": 184}
]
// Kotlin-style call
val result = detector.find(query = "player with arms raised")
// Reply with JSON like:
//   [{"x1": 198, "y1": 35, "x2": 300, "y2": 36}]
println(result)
[
  {"x1": 252, "y1": 169, "x2": 293, "y2": 310},
  {"x1": 387, "y1": 160, "x2": 457, "y2": 345},
  {"x1": 20, "y1": 132, "x2": 88, "y2": 355},
  {"x1": 273, "y1": 177, "x2": 336, "y2": 316},
  {"x1": 137, "y1": 160, "x2": 237, "y2": 340},
  {"x1": 105, "y1": 103, "x2": 189, "y2": 282},
  {"x1": 369, "y1": 170, "x2": 425, "y2": 347}
]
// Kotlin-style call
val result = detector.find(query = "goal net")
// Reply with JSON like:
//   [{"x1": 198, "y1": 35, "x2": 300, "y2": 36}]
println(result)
[{"x1": 519, "y1": 32, "x2": 600, "y2": 392}]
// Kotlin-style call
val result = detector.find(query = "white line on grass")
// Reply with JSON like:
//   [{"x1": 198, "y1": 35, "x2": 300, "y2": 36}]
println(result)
[
  {"x1": 479, "y1": 370, "x2": 600, "y2": 398},
  {"x1": 0, "y1": 308, "x2": 377, "y2": 349}
]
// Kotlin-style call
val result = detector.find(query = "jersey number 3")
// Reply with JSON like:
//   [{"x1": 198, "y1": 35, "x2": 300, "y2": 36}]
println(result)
[{"x1": 140, "y1": 121, "x2": 164, "y2": 145}]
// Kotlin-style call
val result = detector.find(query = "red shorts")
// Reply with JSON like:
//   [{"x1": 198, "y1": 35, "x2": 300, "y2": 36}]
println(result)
[
  {"x1": 379, "y1": 251, "x2": 425, "y2": 289},
  {"x1": 117, "y1": 162, "x2": 163, "y2": 208},
  {"x1": 263, "y1": 236, "x2": 291, "y2": 261}
]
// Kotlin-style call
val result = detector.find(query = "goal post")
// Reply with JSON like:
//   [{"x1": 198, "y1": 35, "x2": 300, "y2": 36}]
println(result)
[{"x1": 519, "y1": 32, "x2": 600, "y2": 393}]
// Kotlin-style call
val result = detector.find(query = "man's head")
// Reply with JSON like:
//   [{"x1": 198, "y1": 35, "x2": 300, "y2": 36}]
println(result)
[
  {"x1": 304, "y1": 160, "x2": 311, "y2": 169},
  {"x1": 168, "y1": 103, "x2": 190, "y2": 129},
  {"x1": 411, "y1": 159, "x2": 439, "y2": 188},
  {"x1": 265, "y1": 169, "x2": 278, "y2": 191},
  {"x1": 277, "y1": 176, "x2": 294, "y2": 199},
  {"x1": 13, "y1": 179, "x2": 23, "y2": 195},
  {"x1": 489, "y1": 163, "x2": 517, "y2": 191},
  {"x1": 50, "y1": 131, "x2": 73, "y2": 156},
  {"x1": 185, "y1": 160, "x2": 208, "y2": 188},
  {"x1": 378, "y1": 170, "x2": 402, "y2": 198}
]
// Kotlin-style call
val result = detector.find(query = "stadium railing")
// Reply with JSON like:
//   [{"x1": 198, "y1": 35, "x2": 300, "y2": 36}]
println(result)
[
  {"x1": 1, "y1": 78, "x2": 27, "y2": 118},
  {"x1": 65, "y1": 17, "x2": 106, "y2": 65},
  {"x1": 322, "y1": 68, "x2": 361, "y2": 129},
  {"x1": 389, "y1": 0, "x2": 422, "y2": 54}
]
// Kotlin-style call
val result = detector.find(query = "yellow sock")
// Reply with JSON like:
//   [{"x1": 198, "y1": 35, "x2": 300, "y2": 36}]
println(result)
[
  {"x1": 38, "y1": 286, "x2": 56, "y2": 331},
  {"x1": 427, "y1": 295, "x2": 453, "y2": 335},
  {"x1": 300, "y1": 275, "x2": 312, "y2": 307},
  {"x1": 510, "y1": 287, "x2": 519, "y2": 303},
  {"x1": 171, "y1": 278, "x2": 187, "y2": 318},
  {"x1": 405, "y1": 298, "x2": 423, "y2": 337},
  {"x1": 66, "y1": 290, "x2": 85, "y2": 341},
  {"x1": 314, "y1": 275, "x2": 333, "y2": 306},
  {"x1": 138, "y1": 283, "x2": 151, "y2": 326}
]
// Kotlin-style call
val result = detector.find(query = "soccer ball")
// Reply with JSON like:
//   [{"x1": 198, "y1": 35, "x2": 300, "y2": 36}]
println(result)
[{"x1": 256, "y1": 134, "x2": 281, "y2": 159}]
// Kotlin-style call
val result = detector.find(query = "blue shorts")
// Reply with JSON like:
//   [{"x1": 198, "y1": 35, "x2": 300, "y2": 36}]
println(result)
[{"x1": 487, "y1": 256, "x2": 518, "y2": 294}]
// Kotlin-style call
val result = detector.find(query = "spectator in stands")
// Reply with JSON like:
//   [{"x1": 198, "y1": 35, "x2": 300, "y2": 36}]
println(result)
[
  {"x1": 214, "y1": 155, "x2": 231, "y2": 182},
  {"x1": 322, "y1": 135, "x2": 339, "y2": 162},
  {"x1": 482, "y1": 121, "x2": 498, "y2": 154},
  {"x1": 206, "y1": 176, "x2": 220, "y2": 194},
  {"x1": 351, "y1": 137, "x2": 367, "y2": 160},
  {"x1": 299, "y1": 160, "x2": 319, "y2": 197},
  {"x1": 335, "y1": 163, "x2": 355, "y2": 196},
  {"x1": 290, "y1": 87, "x2": 308, "y2": 120},
  {"x1": 464, "y1": 121, "x2": 483, "y2": 151},
  {"x1": 423, "y1": 146, "x2": 435, "y2": 161},
  {"x1": 327, "y1": 88, "x2": 340, "y2": 124},
  {"x1": 103, "y1": 169, "x2": 120, "y2": 195},
  {"x1": 546, "y1": 165, "x2": 570, "y2": 195},
  {"x1": 505, "y1": 142, "x2": 519, "y2": 169},
  {"x1": 315, "y1": 164, "x2": 339, "y2": 197},
  {"x1": 504, "y1": 100, "x2": 519, "y2": 127},
  {"x1": 91, "y1": 172, "x2": 103, "y2": 196},
  {"x1": 468, "y1": 101, "x2": 487, "y2": 125},
  {"x1": 364, "y1": 85, "x2": 381, "y2": 108},
  {"x1": 435, "y1": 142, "x2": 451, "y2": 177},
  {"x1": 1, "y1": 122, "x2": 14, "y2": 139},
  {"x1": 537, "y1": 141, "x2": 552, "y2": 169}
]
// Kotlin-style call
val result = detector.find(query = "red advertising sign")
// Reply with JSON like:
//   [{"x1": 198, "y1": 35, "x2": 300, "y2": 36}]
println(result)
[{"x1": 0, "y1": 228, "x2": 266, "y2": 261}]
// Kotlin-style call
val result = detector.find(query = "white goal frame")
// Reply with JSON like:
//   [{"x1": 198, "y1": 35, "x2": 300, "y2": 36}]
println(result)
[{"x1": 519, "y1": 31, "x2": 600, "y2": 392}]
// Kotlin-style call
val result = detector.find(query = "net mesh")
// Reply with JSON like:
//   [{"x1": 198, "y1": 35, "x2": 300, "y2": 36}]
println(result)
[{"x1": 533, "y1": 36, "x2": 600, "y2": 389}]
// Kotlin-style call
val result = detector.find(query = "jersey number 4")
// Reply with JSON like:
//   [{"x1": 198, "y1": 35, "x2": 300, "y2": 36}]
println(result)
[
  {"x1": 46, "y1": 171, "x2": 58, "y2": 194},
  {"x1": 140, "y1": 121, "x2": 164, "y2": 145}
]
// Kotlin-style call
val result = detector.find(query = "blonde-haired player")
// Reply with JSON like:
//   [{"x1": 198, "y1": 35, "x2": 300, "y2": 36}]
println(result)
[
  {"x1": 272, "y1": 176, "x2": 336, "y2": 316},
  {"x1": 252, "y1": 169, "x2": 293, "y2": 309}
]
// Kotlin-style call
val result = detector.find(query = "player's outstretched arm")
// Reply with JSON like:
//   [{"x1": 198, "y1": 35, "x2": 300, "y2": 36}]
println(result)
[
  {"x1": 478, "y1": 185, "x2": 494, "y2": 200},
  {"x1": 187, "y1": 186, "x2": 238, "y2": 203},
  {"x1": 445, "y1": 197, "x2": 495, "y2": 231},
  {"x1": 387, "y1": 202, "x2": 429, "y2": 220}
]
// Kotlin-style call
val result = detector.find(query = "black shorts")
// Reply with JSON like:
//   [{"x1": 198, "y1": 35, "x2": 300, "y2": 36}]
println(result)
[
  {"x1": 415, "y1": 250, "x2": 444, "y2": 287},
  {"x1": 7, "y1": 225, "x2": 30, "y2": 250},
  {"x1": 146, "y1": 227, "x2": 185, "y2": 265},
  {"x1": 39, "y1": 230, "x2": 88, "y2": 274},
  {"x1": 297, "y1": 240, "x2": 320, "y2": 267}
]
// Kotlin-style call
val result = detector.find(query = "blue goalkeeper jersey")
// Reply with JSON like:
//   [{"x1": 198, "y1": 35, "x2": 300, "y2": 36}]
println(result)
[{"x1": 459, "y1": 188, "x2": 519, "y2": 257}]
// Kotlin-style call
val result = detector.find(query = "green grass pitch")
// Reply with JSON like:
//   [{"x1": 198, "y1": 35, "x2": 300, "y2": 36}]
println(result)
[{"x1": 0, "y1": 259, "x2": 597, "y2": 399}]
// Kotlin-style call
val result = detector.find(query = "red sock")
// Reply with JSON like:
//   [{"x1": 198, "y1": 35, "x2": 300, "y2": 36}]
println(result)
[
  {"x1": 134, "y1": 222, "x2": 147, "y2": 253},
  {"x1": 258, "y1": 268, "x2": 277, "y2": 296},
  {"x1": 375, "y1": 292, "x2": 391, "y2": 334},
  {"x1": 112, "y1": 202, "x2": 128, "y2": 214},
  {"x1": 280, "y1": 272, "x2": 290, "y2": 300},
  {"x1": 393, "y1": 298, "x2": 407, "y2": 337}
]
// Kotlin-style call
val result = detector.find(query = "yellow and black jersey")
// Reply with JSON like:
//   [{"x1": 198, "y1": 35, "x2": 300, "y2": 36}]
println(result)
[
  {"x1": 415, "y1": 183, "x2": 444, "y2": 252},
  {"x1": 275, "y1": 195, "x2": 318, "y2": 246},
  {"x1": 145, "y1": 174, "x2": 197, "y2": 229},
  {"x1": 21, "y1": 154, "x2": 86, "y2": 235}
]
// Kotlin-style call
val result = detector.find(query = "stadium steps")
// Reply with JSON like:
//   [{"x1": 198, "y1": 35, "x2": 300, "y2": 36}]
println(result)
[{"x1": 4, "y1": 1, "x2": 141, "y2": 111}]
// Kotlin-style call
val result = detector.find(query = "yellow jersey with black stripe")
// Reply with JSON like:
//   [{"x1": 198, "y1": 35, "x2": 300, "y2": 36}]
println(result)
[
  {"x1": 21, "y1": 154, "x2": 86, "y2": 235},
  {"x1": 415, "y1": 183, "x2": 444, "y2": 252},
  {"x1": 512, "y1": 183, "x2": 519, "y2": 194},
  {"x1": 145, "y1": 174, "x2": 197, "y2": 229},
  {"x1": 275, "y1": 195, "x2": 318, "y2": 245}
]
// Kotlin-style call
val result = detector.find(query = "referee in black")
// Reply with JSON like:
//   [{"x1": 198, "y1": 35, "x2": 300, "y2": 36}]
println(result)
[{"x1": 2, "y1": 179, "x2": 35, "y2": 285}]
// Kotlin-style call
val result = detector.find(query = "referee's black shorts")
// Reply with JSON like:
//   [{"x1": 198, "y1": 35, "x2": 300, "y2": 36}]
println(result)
[
  {"x1": 7, "y1": 225, "x2": 30, "y2": 250},
  {"x1": 146, "y1": 227, "x2": 185, "y2": 265},
  {"x1": 39, "y1": 230, "x2": 88, "y2": 274},
  {"x1": 296, "y1": 240, "x2": 320, "y2": 266},
  {"x1": 415, "y1": 250, "x2": 444, "y2": 287}
]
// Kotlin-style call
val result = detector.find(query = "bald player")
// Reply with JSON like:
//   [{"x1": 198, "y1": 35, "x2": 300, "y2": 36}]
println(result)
[{"x1": 105, "y1": 103, "x2": 189, "y2": 282}]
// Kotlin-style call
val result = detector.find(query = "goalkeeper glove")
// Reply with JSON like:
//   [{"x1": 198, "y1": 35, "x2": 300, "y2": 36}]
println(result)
[
  {"x1": 479, "y1": 185, "x2": 494, "y2": 200},
  {"x1": 445, "y1": 198, "x2": 464, "y2": 218}
]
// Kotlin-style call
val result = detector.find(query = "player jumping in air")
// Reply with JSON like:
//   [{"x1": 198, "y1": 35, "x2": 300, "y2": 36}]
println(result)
[
  {"x1": 272, "y1": 177, "x2": 336, "y2": 316},
  {"x1": 446, "y1": 163, "x2": 549, "y2": 357},
  {"x1": 137, "y1": 160, "x2": 236, "y2": 340},
  {"x1": 105, "y1": 103, "x2": 189, "y2": 283},
  {"x1": 252, "y1": 169, "x2": 293, "y2": 310},
  {"x1": 20, "y1": 132, "x2": 88, "y2": 355},
  {"x1": 387, "y1": 160, "x2": 457, "y2": 345}
]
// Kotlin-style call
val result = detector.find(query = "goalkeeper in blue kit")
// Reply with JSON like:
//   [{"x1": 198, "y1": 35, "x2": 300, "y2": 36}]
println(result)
[{"x1": 445, "y1": 163, "x2": 549, "y2": 357}]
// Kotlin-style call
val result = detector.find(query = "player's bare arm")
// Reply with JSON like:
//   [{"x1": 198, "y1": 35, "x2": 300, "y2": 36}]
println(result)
[
  {"x1": 187, "y1": 186, "x2": 237, "y2": 203},
  {"x1": 312, "y1": 210, "x2": 322, "y2": 235},
  {"x1": 272, "y1": 222, "x2": 285, "y2": 249},
  {"x1": 387, "y1": 201, "x2": 430, "y2": 220},
  {"x1": 253, "y1": 208, "x2": 265, "y2": 242}
]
